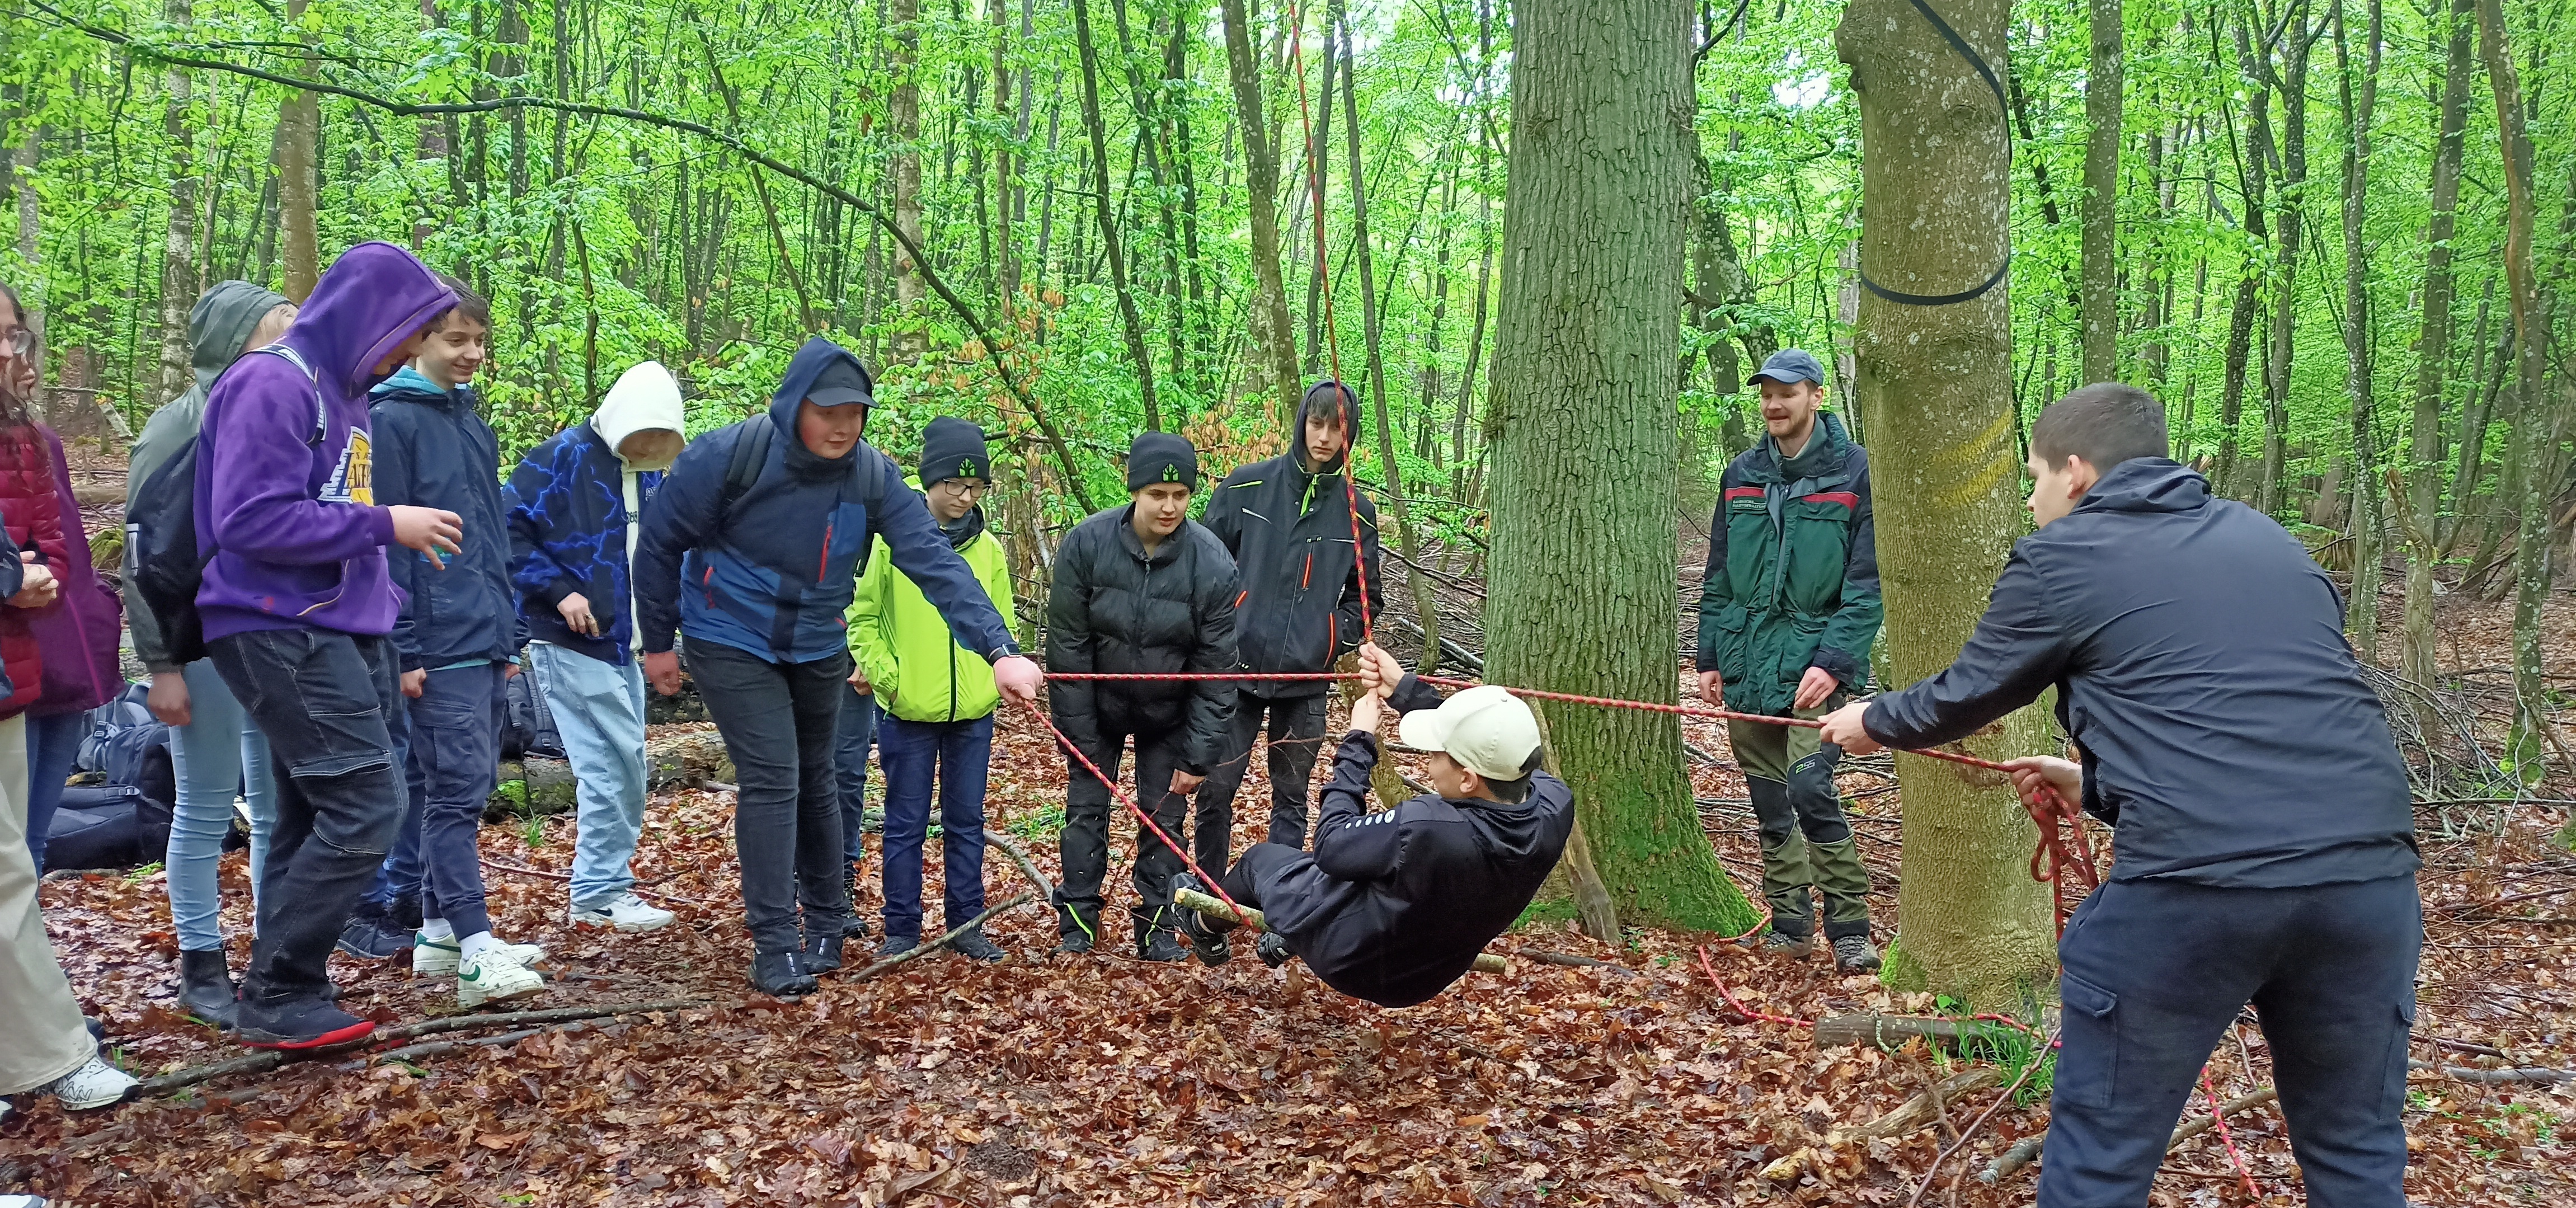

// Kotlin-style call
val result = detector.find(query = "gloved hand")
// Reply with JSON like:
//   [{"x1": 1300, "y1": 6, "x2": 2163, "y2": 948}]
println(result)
[{"x1": 1257, "y1": 932, "x2": 1293, "y2": 970}]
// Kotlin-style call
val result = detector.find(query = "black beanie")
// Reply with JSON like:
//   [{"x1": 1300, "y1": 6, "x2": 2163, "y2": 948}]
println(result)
[
  {"x1": 1126, "y1": 431, "x2": 1200, "y2": 492},
  {"x1": 919, "y1": 416, "x2": 991, "y2": 485}
]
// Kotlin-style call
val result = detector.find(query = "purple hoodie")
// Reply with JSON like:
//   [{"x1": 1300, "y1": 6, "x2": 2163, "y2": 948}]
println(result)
[{"x1": 195, "y1": 242, "x2": 457, "y2": 640}]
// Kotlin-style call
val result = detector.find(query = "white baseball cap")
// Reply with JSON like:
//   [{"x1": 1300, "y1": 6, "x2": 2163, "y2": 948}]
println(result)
[{"x1": 1397, "y1": 685, "x2": 1543, "y2": 783}]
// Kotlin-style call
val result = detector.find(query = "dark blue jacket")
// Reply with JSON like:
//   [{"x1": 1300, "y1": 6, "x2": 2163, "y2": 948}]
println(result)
[
  {"x1": 370, "y1": 368, "x2": 524, "y2": 671},
  {"x1": 634, "y1": 337, "x2": 1018, "y2": 666},
  {"x1": 1864, "y1": 459, "x2": 2418, "y2": 890},
  {"x1": 504, "y1": 423, "x2": 664, "y2": 665}
]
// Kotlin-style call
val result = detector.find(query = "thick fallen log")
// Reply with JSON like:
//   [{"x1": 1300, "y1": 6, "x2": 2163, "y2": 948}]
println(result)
[
  {"x1": 1814, "y1": 1013, "x2": 1976, "y2": 1051},
  {"x1": 2407, "y1": 1059, "x2": 2576, "y2": 1084},
  {"x1": 1830, "y1": 1065, "x2": 2002, "y2": 1143},
  {"x1": 488, "y1": 731, "x2": 734, "y2": 817},
  {"x1": 1171, "y1": 886, "x2": 1508, "y2": 975}
]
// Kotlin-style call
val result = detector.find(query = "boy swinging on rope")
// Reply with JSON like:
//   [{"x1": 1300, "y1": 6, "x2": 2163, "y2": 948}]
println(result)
[
  {"x1": 1818, "y1": 384, "x2": 2420, "y2": 1208},
  {"x1": 1178, "y1": 642, "x2": 1571, "y2": 1008}
]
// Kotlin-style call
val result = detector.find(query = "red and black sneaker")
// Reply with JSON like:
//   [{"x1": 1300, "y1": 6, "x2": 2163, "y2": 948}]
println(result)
[{"x1": 235, "y1": 998, "x2": 378, "y2": 1050}]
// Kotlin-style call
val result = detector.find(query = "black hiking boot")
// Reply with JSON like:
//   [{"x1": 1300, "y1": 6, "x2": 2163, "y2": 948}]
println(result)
[
  {"x1": 949, "y1": 928, "x2": 1006, "y2": 963},
  {"x1": 1134, "y1": 916, "x2": 1188, "y2": 963},
  {"x1": 236, "y1": 997, "x2": 376, "y2": 1050},
  {"x1": 175, "y1": 948, "x2": 239, "y2": 1030},
  {"x1": 842, "y1": 868, "x2": 871, "y2": 939},
  {"x1": 802, "y1": 931, "x2": 845, "y2": 976},
  {"x1": 1170, "y1": 876, "x2": 1233, "y2": 966},
  {"x1": 749, "y1": 947, "x2": 817, "y2": 998}
]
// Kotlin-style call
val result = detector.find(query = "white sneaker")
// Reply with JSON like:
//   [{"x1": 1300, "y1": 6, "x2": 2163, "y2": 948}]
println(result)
[
  {"x1": 413, "y1": 934, "x2": 545, "y2": 976},
  {"x1": 41, "y1": 1052, "x2": 136, "y2": 1110},
  {"x1": 456, "y1": 948, "x2": 546, "y2": 1008},
  {"x1": 569, "y1": 891, "x2": 675, "y2": 933}
]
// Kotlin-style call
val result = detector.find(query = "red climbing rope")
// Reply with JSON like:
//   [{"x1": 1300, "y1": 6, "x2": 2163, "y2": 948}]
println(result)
[
  {"x1": 2199, "y1": 1064, "x2": 2262, "y2": 1197},
  {"x1": 1281, "y1": 0, "x2": 1374, "y2": 645},
  {"x1": 1012, "y1": 697, "x2": 1259, "y2": 930},
  {"x1": 1697, "y1": 945, "x2": 1815, "y2": 1027}
]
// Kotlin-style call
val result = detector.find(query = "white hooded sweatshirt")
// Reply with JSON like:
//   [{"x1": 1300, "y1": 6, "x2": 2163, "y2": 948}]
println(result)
[{"x1": 593, "y1": 361, "x2": 687, "y2": 651}]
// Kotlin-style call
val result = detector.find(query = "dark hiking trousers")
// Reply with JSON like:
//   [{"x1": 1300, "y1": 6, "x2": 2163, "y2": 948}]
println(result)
[
  {"x1": 1055, "y1": 725, "x2": 1190, "y2": 942},
  {"x1": 211, "y1": 629, "x2": 405, "y2": 1010},
  {"x1": 688, "y1": 641, "x2": 851, "y2": 953},
  {"x1": 1727, "y1": 708, "x2": 1870, "y2": 942},
  {"x1": 1189, "y1": 690, "x2": 1331, "y2": 877},
  {"x1": 1217, "y1": 839, "x2": 1303, "y2": 917},
  {"x1": 2038, "y1": 873, "x2": 2420, "y2": 1208}
]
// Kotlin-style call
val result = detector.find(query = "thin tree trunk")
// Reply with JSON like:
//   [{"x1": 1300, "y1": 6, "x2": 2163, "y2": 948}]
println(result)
[
  {"x1": 2334, "y1": 0, "x2": 2383, "y2": 657},
  {"x1": 1332, "y1": 0, "x2": 1440, "y2": 674},
  {"x1": 2257, "y1": 3, "x2": 2314, "y2": 518},
  {"x1": 2079, "y1": 0, "x2": 2123, "y2": 381},
  {"x1": 1303, "y1": 15, "x2": 1336, "y2": 376},
  {"x1": 1836, "y1": 0, "x2": 2056, "y2": 1006},
  {"x1": 274, "y1": 0, "x2": 319, "y2": 300},
  {"x1": 2473, "y1": 0, "x2": 2555, "y2": 772},
  {"x1": 157, "y1": 0, "x2": 197, "y2": 402},
  {"x1": 1070, "y1": 0, "x2": 1163, "y2": 430},
  {"x1": 992, "y1": 0, "x2": 1017, "y2": 309},
  {"x1": 2215, "y1": 17, "x2": 2269, "y2": 500},
  {"x1": 2404, "y1": 0, "x2": 2476, "y2": 709},
  {"x1": 1222, "y1": 0, "x2": 1300, "y2": 425},
  {"x1": 1486, "y1": 0, "x2": 1751, "y2": 937},
  {"x1": 892, "y1": 0, "x2": 927, "y2": 361}
]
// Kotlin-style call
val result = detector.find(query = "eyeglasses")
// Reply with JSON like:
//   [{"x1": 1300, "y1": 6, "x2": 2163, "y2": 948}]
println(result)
[
  {"x1": 933, "y1": 479, "x2": 990, "y2": 499},
  {"x1": 0, "y1": 328, "x2": 27, "y2": 359}
]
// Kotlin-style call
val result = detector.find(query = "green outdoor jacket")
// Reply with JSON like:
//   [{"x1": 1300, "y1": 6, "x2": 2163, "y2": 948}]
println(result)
[
  {"x1": 1694, "y1": 410, "x2": 1883, "y2": 717},
  {"x1": 846, "y1": 490, "x2": 1017, "y2": 724}
]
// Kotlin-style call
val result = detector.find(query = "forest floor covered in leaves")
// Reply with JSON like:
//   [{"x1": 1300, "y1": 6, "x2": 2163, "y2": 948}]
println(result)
[{"x1": 5, "y1": 590, "x2": 2576, "y2": 1206}]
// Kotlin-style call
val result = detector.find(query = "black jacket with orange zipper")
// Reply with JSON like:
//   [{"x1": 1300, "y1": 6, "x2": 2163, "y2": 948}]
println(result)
[{"x1": 1201, "y1": 386, "x2": 1383, "y2": 701}]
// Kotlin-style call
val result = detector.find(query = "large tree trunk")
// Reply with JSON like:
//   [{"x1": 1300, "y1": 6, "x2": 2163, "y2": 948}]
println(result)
[
  {"x1": 275, "y1": 0, "x2": 320, "y2": 302},
  {"x1": 2402, "y1": 0, "x2": 2477, "y2": 716},
  {"x1": 1221, "y1": 0, "x2": 1301, "y2": 425},
  {"x1": 1069, "y1": 0, "x2": 1163, "y2": 429},
  {"x1": 1836, "y1": 0, "x2": 2056, "y2": 1007},
  {"x1": 1485, "y1": 0, "x2": 1754, "y2": 936},
  {"x1": 2078, "y1": 0, "x2": 2123, "y2": 382},
  {"x1": 891, "y1": 0, "x2": 927, "y2": 362},
  {"x1": 2474, "y1": 0, "x2": 2557, "y2": 775},
  {"x1": 157, "y1": 0, "x2": 198, "y2": 403},
  {"x1": 2334, "y1": 0, "x2": 2384, "y2": 659}
]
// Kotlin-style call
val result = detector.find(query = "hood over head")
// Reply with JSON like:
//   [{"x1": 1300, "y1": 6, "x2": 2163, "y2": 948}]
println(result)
[
  {"x1": 2074, "y1": 457, "x2": 2210, "y2": 516},
  {"x1": 281, "y1": 242, "x2": 457, "y2": 400},
  {"x1": 189, "y1": 281, "x2": 294, "y2": 393},
  {"x1": 596, "y1": 360, "x2": 687, "y2": 470},
  {"x1": 766, "y1": 336, "x2": 875, "y2": 475},
  {"x1": 1295, "y1": 380, "x2": 1361, "y2": 474}
]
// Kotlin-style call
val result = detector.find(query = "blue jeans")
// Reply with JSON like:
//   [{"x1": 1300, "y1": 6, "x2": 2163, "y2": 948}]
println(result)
[
  {"x1": 368, "y1": 691, "x2": 422, "y2": 911},
  {"x1": 531, "y1": 643, "x2": 651, "y2": 910},
  {"x1": 165, "y1": 659, "x2": 280, "y2": 952},
  {"x1": 409, "y1": 664, "x2": 505, "y2": 939},
  {"x1": 875, "y1": 714, "x2": 993, "y2": 940},
  {"x1": 837, "y1": 684, "x2": 877, "y2": 866},
  {"x1": 21, "y1": 711, "x2": 87, "y2": 873}
]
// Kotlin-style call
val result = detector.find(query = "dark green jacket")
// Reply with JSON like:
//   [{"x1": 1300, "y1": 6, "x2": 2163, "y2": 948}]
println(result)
[{"x1": 1695, "y1": 411, "x2": 1882, "y2": 716}]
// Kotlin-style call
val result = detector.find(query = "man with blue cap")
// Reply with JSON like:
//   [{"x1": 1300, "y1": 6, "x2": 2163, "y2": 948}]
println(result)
[{"x1": 1694, "y1": 348, "x2": 1884, "y2": 972}]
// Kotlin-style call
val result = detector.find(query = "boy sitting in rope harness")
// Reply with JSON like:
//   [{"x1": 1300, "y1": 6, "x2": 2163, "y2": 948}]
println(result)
[
  {"x1": 1178, "y1": 642, "x2": 1571, "y2": 1008},
  {"x1": 1818, "y1": 384, "x2": 2419, "y2": 1208}
]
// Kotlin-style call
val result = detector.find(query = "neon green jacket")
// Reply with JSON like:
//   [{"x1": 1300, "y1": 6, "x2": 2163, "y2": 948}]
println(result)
[{"x1": 846, "y1": 496, "x2": 1016, "y2": 723}]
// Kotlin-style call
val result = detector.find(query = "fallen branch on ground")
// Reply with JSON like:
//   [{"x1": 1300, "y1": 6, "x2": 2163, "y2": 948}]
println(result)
[
  {"x1": 1983, "y1": 1087, "x2": 2281, "y2": 1184},
  {"x1": 129, "y1": 998, "x2": 707, "y2": 1099},
  {"x1": 986, "y1": 833, "x2": 1057, "y2": 904},
  {"x1": 1525, "y1": 950, "x2": 1637, "y2": 975},
  {"x1": 2408, "y1": 1059, "x2": 2576, "y2": 1084},
  {"x1": 1831, "y1": 1066, "x2": 2002, "y2": 1144},
  {"x1": 1906, "y1": 1029, "x2": 2058, "y2": 1208},
  {"x1": 838, "y1": 893, "x2": 1037, "y2": 983}
]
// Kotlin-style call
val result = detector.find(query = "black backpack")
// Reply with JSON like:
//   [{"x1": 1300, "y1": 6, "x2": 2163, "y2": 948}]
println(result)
[
  {"x1": 128, "y1": 345, "x2": 327, "y2": 666},
  {"x1": 500, "y1": 659, "x2": 565, "y2": 761},
  {"x1": 715, "y1": 419, "x2": 889, "y2": 533}
]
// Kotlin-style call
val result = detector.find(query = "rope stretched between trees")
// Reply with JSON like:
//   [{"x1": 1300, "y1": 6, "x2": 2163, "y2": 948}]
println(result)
[{"x1": 1282, "y1": 0, "x2": 1375, "y2": 644}]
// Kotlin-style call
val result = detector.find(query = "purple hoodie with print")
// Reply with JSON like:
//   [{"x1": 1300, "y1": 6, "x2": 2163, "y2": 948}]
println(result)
[{"x1": 195, "y1": 242, "x2": 457, "y2": 640}]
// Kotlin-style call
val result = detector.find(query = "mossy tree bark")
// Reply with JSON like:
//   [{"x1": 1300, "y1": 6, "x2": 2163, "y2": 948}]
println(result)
[
  {"x1": 1835, "y1": 0, "x2": 2056, "y2": 1007},
  {"x1": 1484, "y1": 0, "x2": 1755, "y2": 936}
]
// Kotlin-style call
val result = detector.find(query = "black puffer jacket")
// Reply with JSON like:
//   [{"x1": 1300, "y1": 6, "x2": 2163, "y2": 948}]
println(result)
[
  {"x1": 1044, "y1": 505, "x2": 1239, "y2": 772},
  {"x1": 1202, "y1": 382, "x2": 1380, "y2": 699}
]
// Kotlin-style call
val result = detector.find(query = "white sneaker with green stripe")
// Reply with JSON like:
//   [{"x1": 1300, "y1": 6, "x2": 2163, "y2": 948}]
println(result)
[
  {"x1": 457, "y1": 947, "x2": 546, "y2": 1008},
  {"x1": 412, "y1": 934, "x2": 545, "y2": 976}
]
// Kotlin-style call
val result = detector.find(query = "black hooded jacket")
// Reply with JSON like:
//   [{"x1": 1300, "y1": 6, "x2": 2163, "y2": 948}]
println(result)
[
  {"x1": 1864, "y1": 458, "x2": 2418, "y2": 889},
  {"x1": 1256, "y1": 675, "x2": 1574, "y2": 1008},
  {"x1": 1202, "y1": 382, "x2": 1381, "y2": 699},
  {"x1": 1044, "y1": 504, "x2": 1239, "y2": 772}
]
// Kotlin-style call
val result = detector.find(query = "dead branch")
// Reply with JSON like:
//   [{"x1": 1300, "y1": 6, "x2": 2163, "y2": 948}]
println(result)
[
  {"x1": 1831, "y1": 1065, "x2": 2001, "y2": 1143},
  {"x1": 130, "y1": 998, "x2": 707, "y2": 1098},
  {"x1": 1983, "y1": 1086, "x2": 2282, "y2": 1184},
  {"x1": 837, "y1": 892, "x2": 1036, "y2": 983}
]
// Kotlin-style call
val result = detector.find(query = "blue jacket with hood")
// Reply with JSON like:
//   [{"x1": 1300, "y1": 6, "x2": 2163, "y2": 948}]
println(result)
[
  {"x1": 504, "y1": 362, "x2": 685, "y2": 666},
  {"x1": 634, "y1": 337, "x2": 1019, "y2": 666},
  {"x1": 370, "y1": 366, "x2": 525, "y2": 671}
]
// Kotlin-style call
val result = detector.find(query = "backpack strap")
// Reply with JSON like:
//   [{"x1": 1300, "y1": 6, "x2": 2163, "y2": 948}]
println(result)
[
  {"x1": 718, "y1": 420, "x2": 773, "y2": 526},
  {"x1": 252, "y1": 344, "x2": 330, "y2": 448}
]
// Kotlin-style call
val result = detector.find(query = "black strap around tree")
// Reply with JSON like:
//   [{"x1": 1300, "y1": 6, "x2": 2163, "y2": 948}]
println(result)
[{"x1": 1855, "y1": 0, "x2": 2015, "y2": 309}]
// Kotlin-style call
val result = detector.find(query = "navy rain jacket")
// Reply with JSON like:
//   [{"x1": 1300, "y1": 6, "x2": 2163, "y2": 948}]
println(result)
[
  {"x1": 504, "y1": 425, "x2": 664, "y2": 665},
  {"x1": 634, "y1": 337, "x2": 1018, "y2": 666},
  {"x1": 370, "y1": 368, "x2": 525, "y2": 671},
  {"x1": 1864, "y1": 458, "x2": 2418, "y2": 889}
]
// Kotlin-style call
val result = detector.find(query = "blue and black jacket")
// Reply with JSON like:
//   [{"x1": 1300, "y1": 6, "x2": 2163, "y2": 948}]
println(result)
[
  {"x1": 634, "y1": 337, "x2": 1019, "y2": 666},
  {"x1": 504, "y1": 425, "x2": 663, "y2": 665},
  {"x1": 370, "y1": 367, "x2": 525, "y2": 671}
]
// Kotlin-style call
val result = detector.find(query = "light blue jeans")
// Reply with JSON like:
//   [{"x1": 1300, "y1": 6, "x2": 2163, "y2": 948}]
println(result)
[
  {"x1": 164, "y1": 659, "x2": 279, "y2": 952},
  {"x1": 532, "y1": 643, "x2": 651, "y2": 910}
]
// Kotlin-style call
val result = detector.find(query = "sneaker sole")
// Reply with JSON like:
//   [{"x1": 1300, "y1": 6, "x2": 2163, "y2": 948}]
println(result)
[
  {"x1": 568, "y1": 911, "x2": 675, "y2": 933},
  {"x1": 457, "y1": 978, "x2": 546, "y2": 1009},
  {"x1": 239, "y1": 1019, "x2": 377, "y2": 1050}
]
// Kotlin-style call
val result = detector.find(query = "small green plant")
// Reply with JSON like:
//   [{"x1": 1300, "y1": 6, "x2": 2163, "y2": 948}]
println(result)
[
  {"x1": 1959, "y1": 1017, "x2": 2056, "y2": 1105},
  {"x1": 122, "y1": 862, "x2": 164, "y2": 886},
  {"x1": 519, "y1": 812, "x2": 547, "y2": 847},
  {"x1": 1008, "y1": 803, "x2": 1067, "y2": 841}
]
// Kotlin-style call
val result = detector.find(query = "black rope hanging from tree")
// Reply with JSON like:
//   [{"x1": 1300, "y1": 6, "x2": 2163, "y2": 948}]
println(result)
[{"x1": 1856, "y1": 0, "x2": 2014, "y2": 309}]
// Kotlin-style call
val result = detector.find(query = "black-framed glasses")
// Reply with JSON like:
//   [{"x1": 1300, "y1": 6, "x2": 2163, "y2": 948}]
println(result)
[{"x1": 933, "y1": 479, "x2": 990, "y2": 499}]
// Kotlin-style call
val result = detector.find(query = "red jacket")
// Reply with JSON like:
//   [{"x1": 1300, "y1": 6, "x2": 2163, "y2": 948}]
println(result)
[{"x1": 0, "y1": 424, "x2": 57, "y2": 720}]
